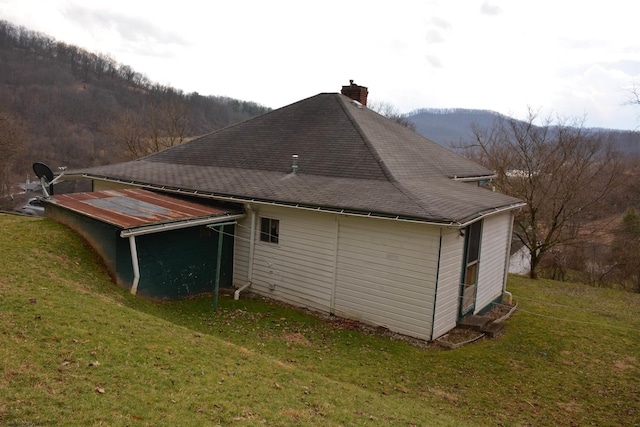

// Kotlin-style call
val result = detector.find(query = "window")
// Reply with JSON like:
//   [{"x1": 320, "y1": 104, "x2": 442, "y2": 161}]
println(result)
[{"x1": 260, "y1": 217, "x2": 279, "y2": 243}]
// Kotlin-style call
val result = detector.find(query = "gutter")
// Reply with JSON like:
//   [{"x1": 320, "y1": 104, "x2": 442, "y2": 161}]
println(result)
[
  {"x1": 234, "y1": 207, "x2": 256, "y2": 300},
  {"x1": 79, "y1": 174, "x2": 525, "y2": 229},
  {"x1": 455, "y1": 202, "x2": 527, "y2": 229},
  {"x1": 452, "y1": 174, "x2": 497, "y2": 182}
]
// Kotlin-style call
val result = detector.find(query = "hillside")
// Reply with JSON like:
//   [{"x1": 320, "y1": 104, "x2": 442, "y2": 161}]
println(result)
[
  {"x1": 406, "y1": 108, "x2": 640, "y2": 154},
  {"x1": 0, "y1": 20, "x2": 270, "y2": 186},
  {"x1": 2, "y1": 214, "x2": 639, "y2": 426}
]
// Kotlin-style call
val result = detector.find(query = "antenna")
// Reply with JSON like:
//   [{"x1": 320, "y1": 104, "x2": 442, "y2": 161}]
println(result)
[{"x1": 32, "y1": 162, "x2": 66, "y2": 198}]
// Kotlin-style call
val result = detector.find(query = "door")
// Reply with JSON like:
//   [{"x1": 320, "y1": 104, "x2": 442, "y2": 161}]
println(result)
[{"x1": 459, "y1": 220, "x2": 482, "y2": 317}]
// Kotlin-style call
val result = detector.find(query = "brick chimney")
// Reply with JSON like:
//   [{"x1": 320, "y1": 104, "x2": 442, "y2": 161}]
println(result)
[{"x1": 341, "y1": 80, "x2": 368, "y2": 106}]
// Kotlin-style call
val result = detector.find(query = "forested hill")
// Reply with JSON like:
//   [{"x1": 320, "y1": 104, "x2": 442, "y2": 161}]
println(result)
[{"x1": 0, "y1": 19, "x2": 270, "y2": 181}]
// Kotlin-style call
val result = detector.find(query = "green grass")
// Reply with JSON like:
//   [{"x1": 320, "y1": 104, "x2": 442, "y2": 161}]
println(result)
[{"x1": 1, "y1": 215, "x2": 639, "y2": 426}]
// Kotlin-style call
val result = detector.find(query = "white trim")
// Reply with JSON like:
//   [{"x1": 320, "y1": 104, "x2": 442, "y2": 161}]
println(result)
[
  {"x1": 119, "y1": 213, "x2": 245, "y2": 238},
  {"x1": 452, "y1": 174, "x2": 496, "y2": 182}
]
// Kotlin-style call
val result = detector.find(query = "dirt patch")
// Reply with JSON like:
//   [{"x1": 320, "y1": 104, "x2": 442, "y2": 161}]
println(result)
[
  {"x1": 245, "y1": 295, "x2": 435, "y2": 348},
  {"x1": 325, "y1": 316, "x2": 433, "y2": 348},
  {"x1": 435, "y1": 328, "x2": 485, "y2": 349},
  {"x1": 426, "y1": 386, "x2": 459, "y2": 402},
  {"x1": 613, "y1": 359, "x2": 635, "y2": 371},
  {"x1": 282, "y1": 332, "x2": 313, "y2": 347},
  {"x1": 441, "y1": 328, "x2": 483, "y2": 344},
  {"x1": 484, "y1": 302, "x2": 517, "y2": 321}
]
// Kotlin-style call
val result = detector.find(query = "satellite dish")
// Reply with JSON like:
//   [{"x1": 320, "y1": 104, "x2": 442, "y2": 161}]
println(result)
[
  {"x1": 33, "y1": 162, "x2": 54, "y2": 183},
  {"x1": 32, "y1": 162, "x2": 66, "y2": 198}
]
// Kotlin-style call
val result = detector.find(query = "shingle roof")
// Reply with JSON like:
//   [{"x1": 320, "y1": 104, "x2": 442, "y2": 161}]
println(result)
[{"x1": 70, "y1": 93, "x2": 523, "y2": 224}]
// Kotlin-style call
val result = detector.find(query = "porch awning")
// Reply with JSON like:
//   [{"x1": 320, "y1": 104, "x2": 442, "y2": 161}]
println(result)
[{"x1": 48, "y1": 188, "x2": 244, "y2": 237}]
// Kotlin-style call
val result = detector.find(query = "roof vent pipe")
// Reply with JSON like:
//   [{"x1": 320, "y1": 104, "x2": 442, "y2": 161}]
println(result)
[{"x1": 292, "y1": 154, "x2": 299, "y2": 174}]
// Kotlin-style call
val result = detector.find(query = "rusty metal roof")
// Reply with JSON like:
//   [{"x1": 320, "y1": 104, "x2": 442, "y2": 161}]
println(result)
[{"x1": 49, "y1": 188, "x2": 244, "y2": 236}]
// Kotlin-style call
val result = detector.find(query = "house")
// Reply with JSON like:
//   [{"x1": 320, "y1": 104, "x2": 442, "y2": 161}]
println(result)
[
  {"x1": 53, "y1": 82, "x2": 525, "y2": 340},
  {"x1": 508, "y1": 240, "x2": 531, "y2": 276}
]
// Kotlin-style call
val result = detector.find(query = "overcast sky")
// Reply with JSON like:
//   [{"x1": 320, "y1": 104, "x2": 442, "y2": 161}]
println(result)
[{"x1": 2, "y1": 0, "x2": 640, "y2": 130}]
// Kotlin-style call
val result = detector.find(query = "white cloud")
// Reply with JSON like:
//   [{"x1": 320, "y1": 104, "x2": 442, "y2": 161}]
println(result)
[
  {"x1": 480, "y1": 1, "x2": 502, "y2": 16},
  {"x1": 1, "y1": 0, "x2": 639, "y2": 129}
]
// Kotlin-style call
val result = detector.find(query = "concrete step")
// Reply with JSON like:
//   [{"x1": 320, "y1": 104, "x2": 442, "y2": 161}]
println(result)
[
  {"x1": 457, "y1": 315, "x2": 492, "y2": 331},
  {"x1": 481, "y1": 321, "x2": 505, "y2": 338}
]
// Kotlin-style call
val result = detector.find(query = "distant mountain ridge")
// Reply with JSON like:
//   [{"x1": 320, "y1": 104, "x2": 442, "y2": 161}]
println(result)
[
  {"x1": 405, "y1": 108, "x2": 501, "y2": 150},
  {"x1": 406, "y1": 108, "x2": 640, "y2": 154}
]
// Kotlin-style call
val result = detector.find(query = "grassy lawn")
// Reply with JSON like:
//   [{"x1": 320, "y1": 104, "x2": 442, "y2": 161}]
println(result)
[{"x1": 1, "y1": 215, "x2": 639, "y2": 426}]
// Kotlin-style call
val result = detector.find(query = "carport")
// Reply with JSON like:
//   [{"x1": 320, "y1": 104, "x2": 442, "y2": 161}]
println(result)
[{"x1": 45, "y1": 188, "x2": 244, "y2": 300}]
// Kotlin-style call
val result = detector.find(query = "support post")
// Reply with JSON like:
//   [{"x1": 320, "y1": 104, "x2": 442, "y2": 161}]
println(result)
[{"x1": 214, "y1": 224, "x2": 225, "y2": 311}]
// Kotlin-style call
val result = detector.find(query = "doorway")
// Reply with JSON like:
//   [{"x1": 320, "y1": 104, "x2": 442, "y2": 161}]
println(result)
[{"x1": 459, "y1": 220, "x2": 482, "y2": 318}]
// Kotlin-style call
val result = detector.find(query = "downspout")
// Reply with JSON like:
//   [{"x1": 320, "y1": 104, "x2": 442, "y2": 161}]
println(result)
[
  {"x1": 128, "y1": 235, "x2": 140, "y2": 295},
  {"x1": 329, "y1": 215, "x2": 340, "y2": 314},
  {"x1": 214, "y1": 224, "x2": 224, "y2": 311},
  {"x1": 430, "y1": 228, "x2": 444, "y2": 340},
  {"x1": 502, "y1": 210, "x2": 515, "y2": 304},
  {"x1": 234, "y1": 207, "x2": 256, "y2": 300}
]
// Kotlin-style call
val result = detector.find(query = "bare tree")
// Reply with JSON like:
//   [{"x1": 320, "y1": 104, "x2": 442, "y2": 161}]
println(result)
[
  {"x1": 147, "y1": 97, "x2": 190, "y2": 152},
  {"x1": 105, "y1": 98, "x2": 190, "y2": 160},
  {"x1": 624, "y1": 83, "x2": 640, "y2": 131},
  {"x1": 625, "y1": 83, "x2": 640, "y2": 106},
  {"x1": 469, "y1": 108, "x2": 623, "y2": 278},
  {"x1": 0, "y1": 109, "x2": 26, "y2": 197},
  {"x1": 368, "y1": 100, "x2": 416, "y2": 131},
  {"x1": 610, "y1": 208, "x2": 640, "y2": 292},
  {"x1": 104, "y1": 109, "x2": 147, "y2": 160}
]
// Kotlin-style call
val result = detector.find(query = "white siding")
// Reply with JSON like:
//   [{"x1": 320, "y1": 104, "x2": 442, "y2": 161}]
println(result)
[
  {"x1": 235, "y1": 206, "x2": 337, "y2": 312},
  {"x1": 431, "y1": 228, "x2": 465, "y2": 339},
  {"x1": 333, "y1": 216, "x2": 440, "y2": 341},
  {"x1": 475, "y1": 212, "x2": 512, "y2": 313},
  {"x1": 232, "y1": 203, "x2": 513, "y2": 341}
]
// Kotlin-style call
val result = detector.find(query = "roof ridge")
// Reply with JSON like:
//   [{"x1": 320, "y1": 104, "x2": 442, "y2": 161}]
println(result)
[
  {"x1": 336, "y1": 94, "x2": 396, "y2": 182},
  {"x1": 336, "y1": 94, "x2": 440, "y2": 218}
]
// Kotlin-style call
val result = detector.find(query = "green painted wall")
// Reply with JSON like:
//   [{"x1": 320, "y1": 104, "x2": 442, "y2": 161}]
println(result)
[
  {"x1": 48, "y1": 204, "x2": 234, "y2": 299},
  {"x1": 134, "y1": 225, "x2": 234, "y2": 299},
  {"x1": 47, "y1": 204, "x2": 132, "y2": 286}
]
